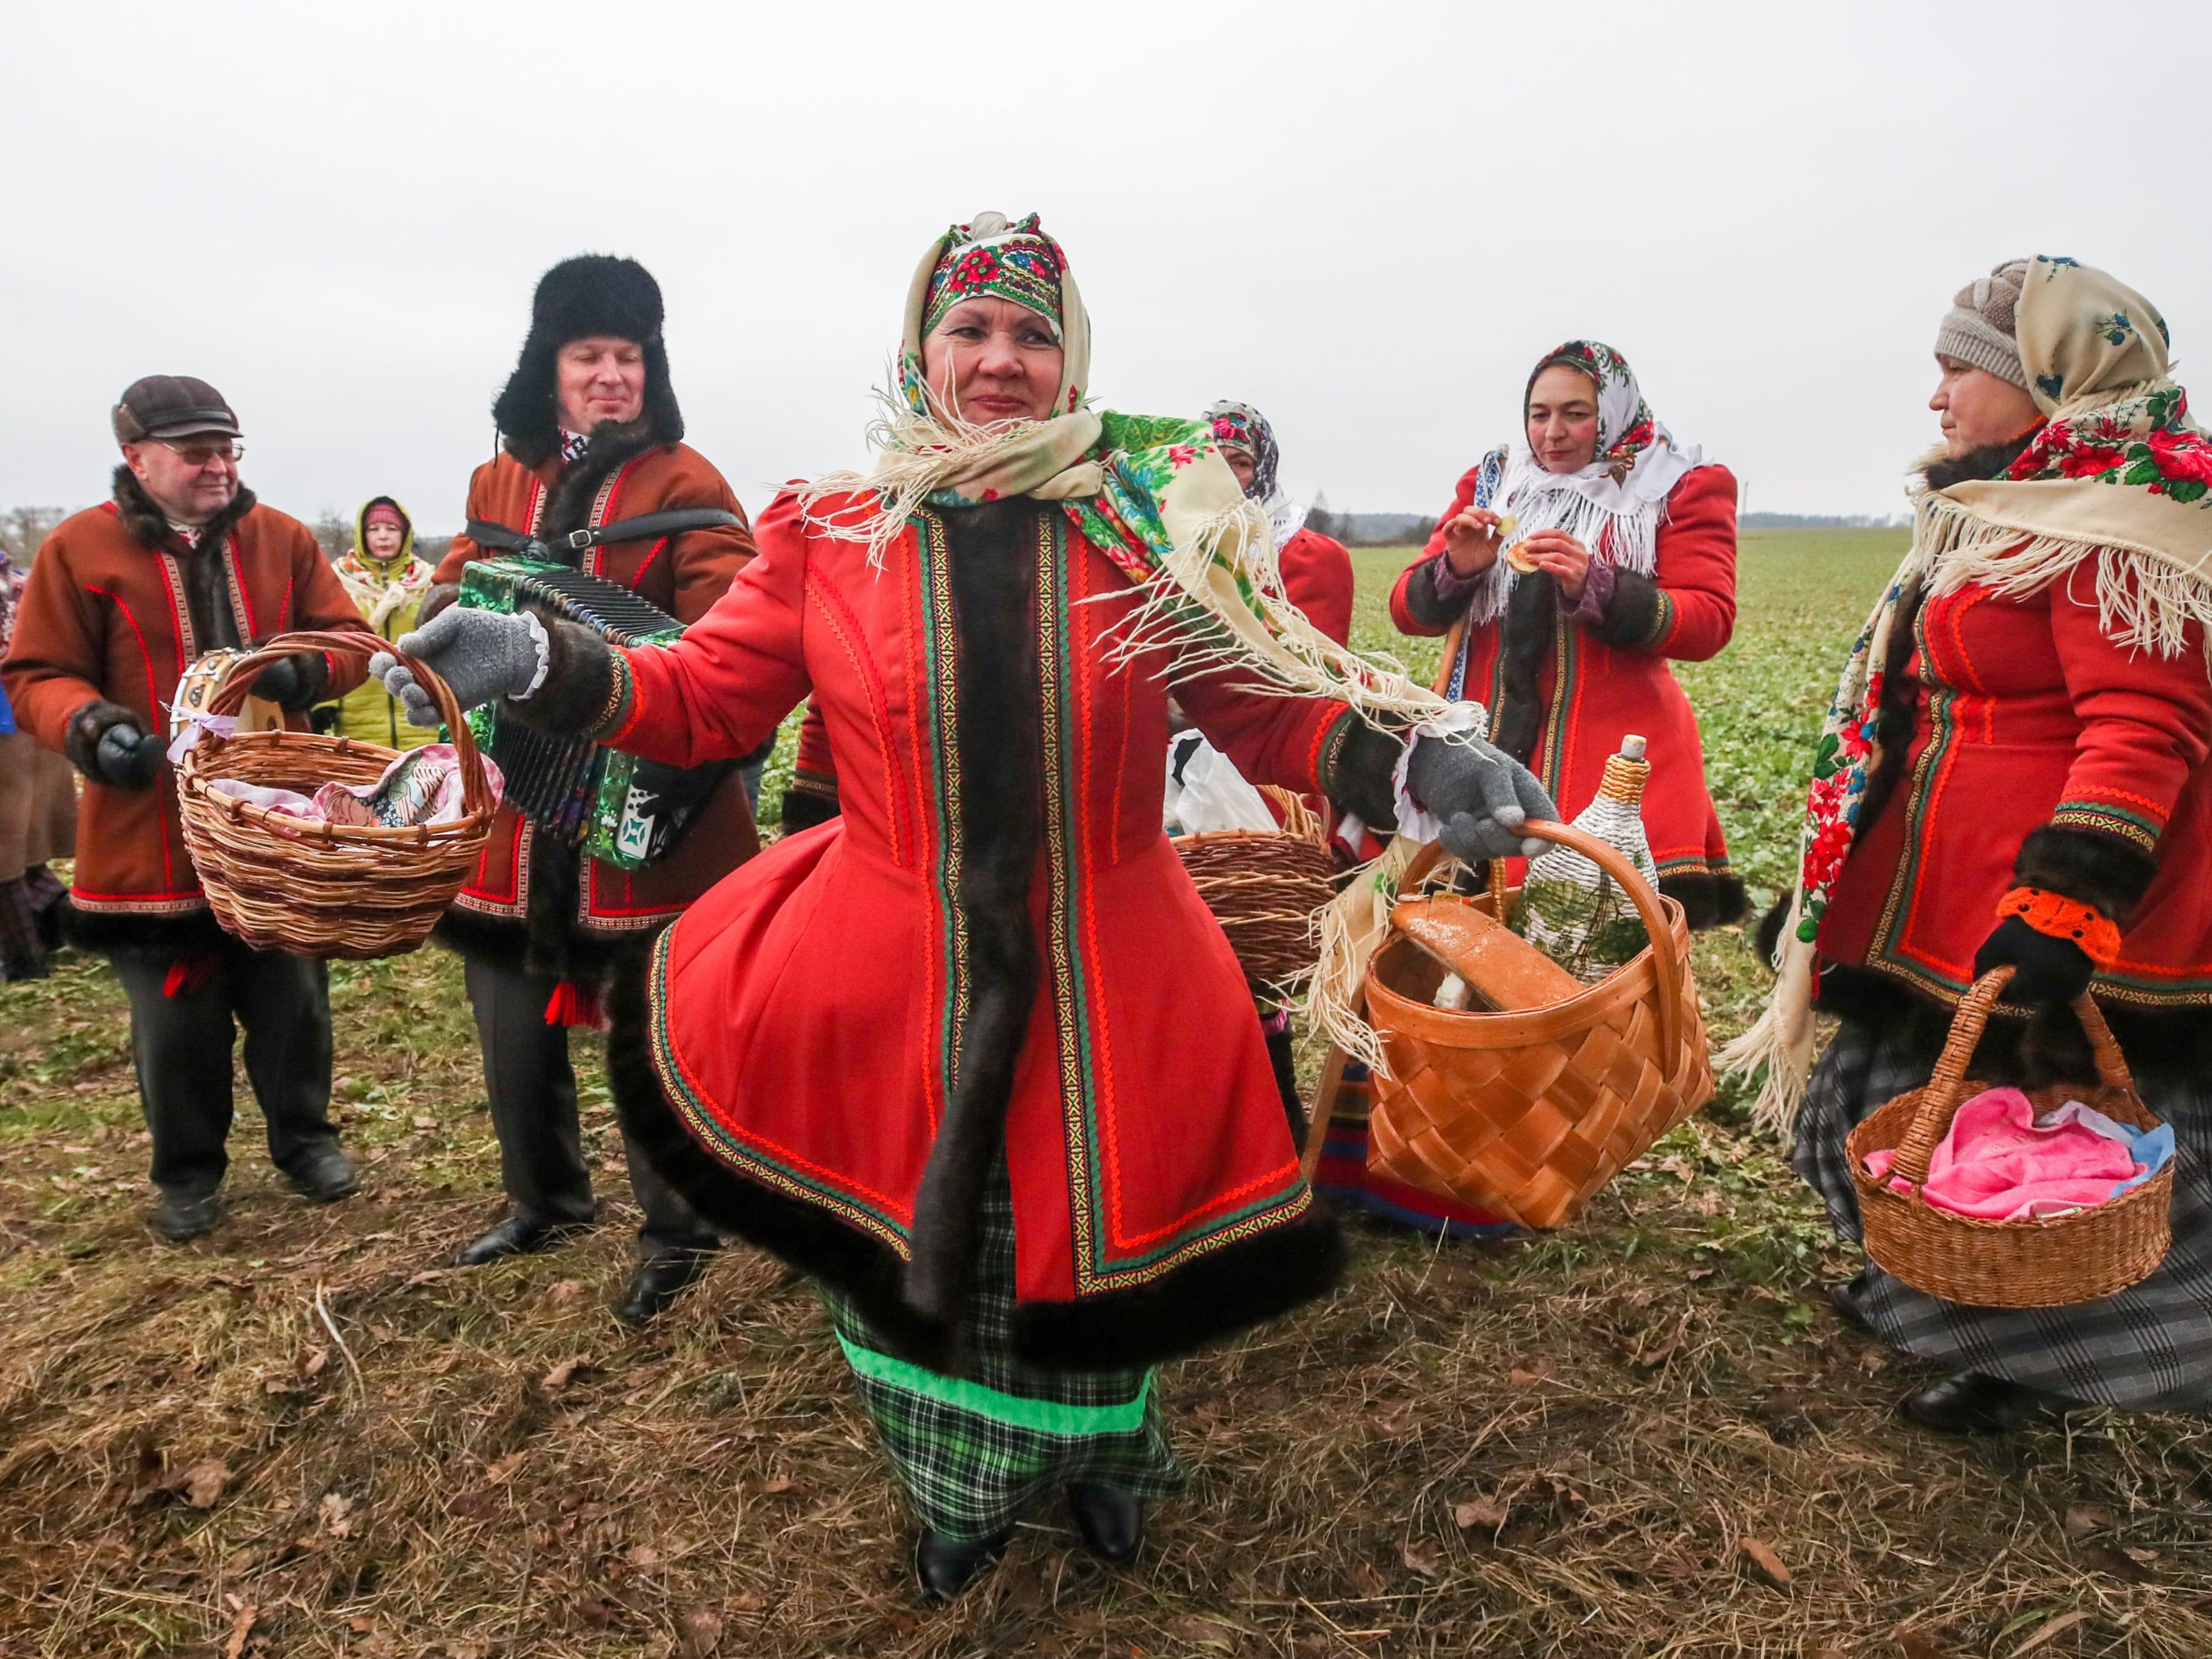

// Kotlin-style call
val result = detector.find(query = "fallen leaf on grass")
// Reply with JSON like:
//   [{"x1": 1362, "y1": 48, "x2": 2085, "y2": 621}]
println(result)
[
  {"x1": 411, "y1": 1115, "x2": 436, "y2": 1130},
  {"x1": 549, "y1": 1279, "x2": 583, "y2": 1304},
  {"x1": 2009, "y1": 1609, "x2": 2090, "y2": 1656},
  {"x1": 405, "y1": 1269, "x2": 450, "y2": 1288},
  {"x1": 1736, "y1": 1536, "x2": 1791, "y2": 1587},
  {"x1": 222, "y1": 1602, "x2": 258, "y2": 1659},
  {"x1": 168, "y1": 1458, "x2": 228, "y2": 1509},
  {"x1": 677, "y1": 1607, "x2": 725, "y2": 1657},
  {"x1": 625, "y1": 1544, "x2": 664, "y2": 1571},
  {"x1": 757, "y1": 1476, "x2": 794, "y2": 1495},
  {"x1": 727, "y1": 1591, "x2": 767, "y2": 1613},
  {"x1": 542, "y1": 1359, "x2": 583, "y2": 1390},
  {"x1": 485, "y1": 1451, "x2": 526, "y2": 1484},
  {"x1": 1453, "y1": 1497, "x2": 1508, "y2": 1531},
  {"x1": 1400, "y1": 1538, "x2": 1442, "y2": 1578},
  {"x1": 2063, "y1": 1503, "x2": 2118, "y2": 1538},
  {"x1": 302, "y1": 1348, "x2": 329, "y2": 1378},
  {"x1": 320, "y1": 1492, "x2": 354, "y2": 1538}
]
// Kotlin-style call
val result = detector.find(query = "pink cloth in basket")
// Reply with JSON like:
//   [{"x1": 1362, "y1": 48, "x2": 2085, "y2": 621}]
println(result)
[{"x1": 1864, "y1": 1087, "x2": 2145, "y2": 1221}]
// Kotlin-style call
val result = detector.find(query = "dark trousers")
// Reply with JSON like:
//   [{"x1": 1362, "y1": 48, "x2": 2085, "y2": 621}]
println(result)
[
  {"x1": 461, "y1": 955, "x2": 715, "y2": 1257},
  {"x1": 111, "y1": 940, "x2": 341, "y2": 1200}
]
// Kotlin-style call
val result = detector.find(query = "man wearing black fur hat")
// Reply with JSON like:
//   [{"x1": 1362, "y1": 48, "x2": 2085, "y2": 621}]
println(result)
[
  {"x1": 423, "y1": 255, "x2": 760, "y2": 1326},
  {"x1": 3, "y1": 377, "x2": 373, "y2": 1240}
]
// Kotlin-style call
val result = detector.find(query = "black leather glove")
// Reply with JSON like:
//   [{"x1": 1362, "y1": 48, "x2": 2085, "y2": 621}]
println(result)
[
  {"x1": 1973, "y1": 915, "x2": 2097, "y2": 1006},
  {"x1": 1404, "y1": 731, "x2": 1558, "y2": 863},
  {"x1": 250, "y1": 650, "x2": 329, "y2": 712},
  {"x1": 93, "y1": 722, "x2": 161, "y2": 790},
  {"x1": 67, "y1": 700, "x2": 159, "y2": 790}
]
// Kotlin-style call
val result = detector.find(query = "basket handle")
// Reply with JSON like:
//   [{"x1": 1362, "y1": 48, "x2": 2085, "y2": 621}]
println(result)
[
  {"x1": 1890, "y1": 969, "x2": 2138, "y2": 1189},
  {"x1": 201, "y1": 629, "x2": 496, "y2": 821},
  {"x1": 1400, "y1": 819, "x2": 1686, "y2": 1070}
]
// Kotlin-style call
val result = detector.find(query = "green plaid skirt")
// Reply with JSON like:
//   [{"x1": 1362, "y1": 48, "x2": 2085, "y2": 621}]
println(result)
[{"x1": 822, "y1": 1176, "x2": 1186, "y2": 1543}]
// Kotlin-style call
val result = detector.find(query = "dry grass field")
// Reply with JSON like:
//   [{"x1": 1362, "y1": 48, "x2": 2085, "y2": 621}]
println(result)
[{"x1": 3, "y1": 531, "x2": 2208, "y2": 1658}]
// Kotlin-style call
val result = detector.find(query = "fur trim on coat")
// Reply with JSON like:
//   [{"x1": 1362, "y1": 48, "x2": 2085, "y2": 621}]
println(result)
[
  {"x1": 491, "y1": 256, "x2": 682, "y2": 469},
  {"x1": 56, "y1": 897, "x2": 226, "y2": 960}
]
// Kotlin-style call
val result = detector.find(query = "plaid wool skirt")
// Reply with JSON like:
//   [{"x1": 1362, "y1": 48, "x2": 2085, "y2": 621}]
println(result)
[
  {"x1": 822, "y1": 1174, "x2": 1186, "y2": 1543},
  {"x1": 1795, "y1": 1014, "x2": 2212, "y2": 1411}
]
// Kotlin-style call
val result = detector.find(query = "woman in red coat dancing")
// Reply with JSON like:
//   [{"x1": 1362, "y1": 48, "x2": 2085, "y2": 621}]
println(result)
[
  {"x1": 1729, "y1": 257, "x2": 2212, "y2": 1433},
  {"x1": 1392, "y1": 340, "x2": 1745, "y2": 926},
  {"x1": 379, "y1": 212, "x2": 1551, "y2": 1600}
]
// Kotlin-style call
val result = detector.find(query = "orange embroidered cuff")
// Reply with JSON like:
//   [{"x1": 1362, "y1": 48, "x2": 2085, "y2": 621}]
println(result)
[
  {"x1": 1998, "y1": 885, "x2": 2122, "y2": 969},
  {"x1": 590, "y1": 648, "x2": 639, "y2": 743}
]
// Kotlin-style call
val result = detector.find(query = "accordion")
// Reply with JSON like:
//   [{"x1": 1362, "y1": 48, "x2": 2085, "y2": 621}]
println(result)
[{"x1": 458, "y1": 558, "x2": 730, "y2": 871}]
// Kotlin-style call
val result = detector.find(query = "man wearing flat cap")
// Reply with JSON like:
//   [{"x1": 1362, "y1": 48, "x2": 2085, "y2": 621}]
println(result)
[{"x1": 1, "y1": 376, "x2": 376, "y2": 1242}]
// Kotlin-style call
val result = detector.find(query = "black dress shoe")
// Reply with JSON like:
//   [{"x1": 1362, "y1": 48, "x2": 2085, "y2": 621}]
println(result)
[
  {"x1": 288, "y1": 1144, "x2": 361, "y2": 1203},
  {"x1": 1902, "y1": 1369, "x2": 2071, "y2": 1436},
  {"x1": 152, "y1": 1191, "x2": 223, "y2": 1242},
  {"x1": 615, "y1": 1249, "x2": 711, "y2": 1327},
  {"x1": 454, "y1": 1212, "x2": 584, "y2": 1267},
  {"x1": 1824, "y1": 1279, "x2": 1871, "y2": 1332},
  {"x1": 1068, "y1": 1481, "x2": 1145, "y2": 1564},
  {"x1": 913, "y1": 1527, "x2": 1010, "y2": 1603}
]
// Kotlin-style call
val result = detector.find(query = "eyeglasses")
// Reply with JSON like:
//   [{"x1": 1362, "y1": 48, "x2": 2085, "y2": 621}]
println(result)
[{"x1": 157, "y1": 439, "x2": 243, "y2": 467}]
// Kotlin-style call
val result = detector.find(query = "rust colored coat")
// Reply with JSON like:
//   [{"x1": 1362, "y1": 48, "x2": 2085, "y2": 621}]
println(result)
[
  {"x1": 3, "y1": 478, "x2": 370, "y2": 933},
  {"x1": 432, "y1": 437, "x2": 760, "y2": 957}
]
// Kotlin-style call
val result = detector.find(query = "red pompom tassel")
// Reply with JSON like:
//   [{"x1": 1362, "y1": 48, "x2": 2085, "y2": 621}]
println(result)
[{"x1": 542, "y1": 980, "x2": 605, "y2": 1030}]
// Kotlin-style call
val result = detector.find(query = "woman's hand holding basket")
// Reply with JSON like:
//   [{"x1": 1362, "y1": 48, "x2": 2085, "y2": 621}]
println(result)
[{"x1": 370, "y1": 607, "x2": 547, "y2": 728}]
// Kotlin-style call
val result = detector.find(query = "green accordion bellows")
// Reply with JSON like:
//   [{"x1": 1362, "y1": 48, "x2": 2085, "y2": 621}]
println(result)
[{"x1": 458, "y1": 557, "x2": 723, "y2": 872}]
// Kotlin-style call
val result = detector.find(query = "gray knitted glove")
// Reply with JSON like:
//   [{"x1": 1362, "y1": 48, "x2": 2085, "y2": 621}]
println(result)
[
  {"x1": 369, "y1": 607, "x2": 545, "y2": 728},
  {"x1": 1404, "y1": 732, "x2": 1558, "y2": 862}
]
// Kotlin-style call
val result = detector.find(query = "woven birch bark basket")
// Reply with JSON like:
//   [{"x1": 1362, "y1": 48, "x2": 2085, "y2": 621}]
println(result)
[
  {"x1": 175, "y1": 630, "x2": 496, "y2": 959},
  {"x1": 1358, "y1": 826, "x2": 1712, "y2": 1229},
  {"x1": 1845, "y1": 967, "x2": 2173, "y2": 1309}
]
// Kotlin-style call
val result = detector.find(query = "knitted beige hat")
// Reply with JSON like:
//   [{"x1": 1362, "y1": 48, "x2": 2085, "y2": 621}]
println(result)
[{"x1": 1934, "y1": 260, "x2": 2031, "y2": 388}]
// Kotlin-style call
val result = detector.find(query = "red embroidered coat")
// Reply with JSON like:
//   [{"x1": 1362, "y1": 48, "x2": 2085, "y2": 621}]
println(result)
[
  {"x1": 1817, "y1": 557, "x2": 2212, "y2": 1011},
  {"x1": 433, "y1": 442, "x2": 760, "y2": 941},
  {"x1": 1391, "y1": 465, "x2": 1740, "y2": 907},
  {"x1": 779, "y1": 522, "x2": 1359, "y2": 827},
  {"x1": 608, "y1": 492, "x2": 1350, "y2": 1350}
]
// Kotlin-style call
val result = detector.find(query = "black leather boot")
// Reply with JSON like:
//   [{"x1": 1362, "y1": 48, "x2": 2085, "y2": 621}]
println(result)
[
  {"x1": 152, "y1": 1190, "x2": 223, "y2": 1242},
  {"x1": 288, "y1": 1143, "x2": 361, "y2": 1203},
  {"x1": 913, "y1": 1527, "x2": 1011, "y2": 1603},
  {"x1": 615, "y1": 1249, "x2": 711, "y2": 1328},
  {"x1": 454, "y1": 1211, "x2": 586, "y2": 1267},
  {"x1": 1902, "y1": 1370, "x2": 2071, "y2": 1436},
  {"x1": 1068, "y1": 1482, "x2": 1145, "y2": 1564}
]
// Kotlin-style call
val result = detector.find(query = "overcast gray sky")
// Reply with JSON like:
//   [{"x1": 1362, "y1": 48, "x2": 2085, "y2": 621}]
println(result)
[{"x1": 7, "y1": 1, "x2": 2207, "y2": 533}]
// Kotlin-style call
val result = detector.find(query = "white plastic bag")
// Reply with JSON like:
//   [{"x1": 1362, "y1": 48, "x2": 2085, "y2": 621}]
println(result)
[{"x1": 1163, "y1": 734, "x2": 1278, "y2": 837}]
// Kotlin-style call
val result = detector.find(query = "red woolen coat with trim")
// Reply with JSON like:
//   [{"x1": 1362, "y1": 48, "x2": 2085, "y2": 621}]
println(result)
[
  {"x1": 2, "y1": 496, "x2": 370, "y2": 917},
  {"x1": 1817, "y1": 556, "x2": 2212, "y2": 1009},
  {"x1": 1391, "y1": 463, "x2": 1738, "y2": 881},
  {"x1": 433, "y1": 442, "x2": 760, "y2": 935},
  {"x1": 610, "y1": 491, "x2": 1349, "y2": 1312}
]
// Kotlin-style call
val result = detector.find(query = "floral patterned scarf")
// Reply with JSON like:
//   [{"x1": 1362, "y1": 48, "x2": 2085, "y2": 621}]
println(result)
[
  {"x1": 1722, "y1": 256, "x2": 2212, "y2": 1133},
  {"x1": 1452, "y1": 340, "x2": 1706, "y2": 626}
]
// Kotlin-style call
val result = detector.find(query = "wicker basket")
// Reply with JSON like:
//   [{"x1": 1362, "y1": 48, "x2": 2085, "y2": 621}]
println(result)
[
  {"x1": 175, "y1": 630, "x2": 496, "y2": 959},
  {"x1": 1845, "y1": 968, "x2": 2173, "y2": 1308},
  {"x1": 1356, "y1": 825, "x2": 1712, "y2": 1229},
  {"x1": 1173, "y1": 786, "x2": 1339, "y2": 991}
]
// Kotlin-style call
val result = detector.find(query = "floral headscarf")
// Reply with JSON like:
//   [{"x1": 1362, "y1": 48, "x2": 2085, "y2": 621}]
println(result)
[
  {"x1": 1723, "y1": 256, "x2": 2212, "y2": 1134},
  {"x1": 1448, "y1": 339, "x2": 1706, "y2": 626},
  {"x1": 920, "y1": 212, "x2": 1067, "y2": 339},
  {"x1": 1205, "y1": 399, "x2": 1308, "y2": 553}
]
